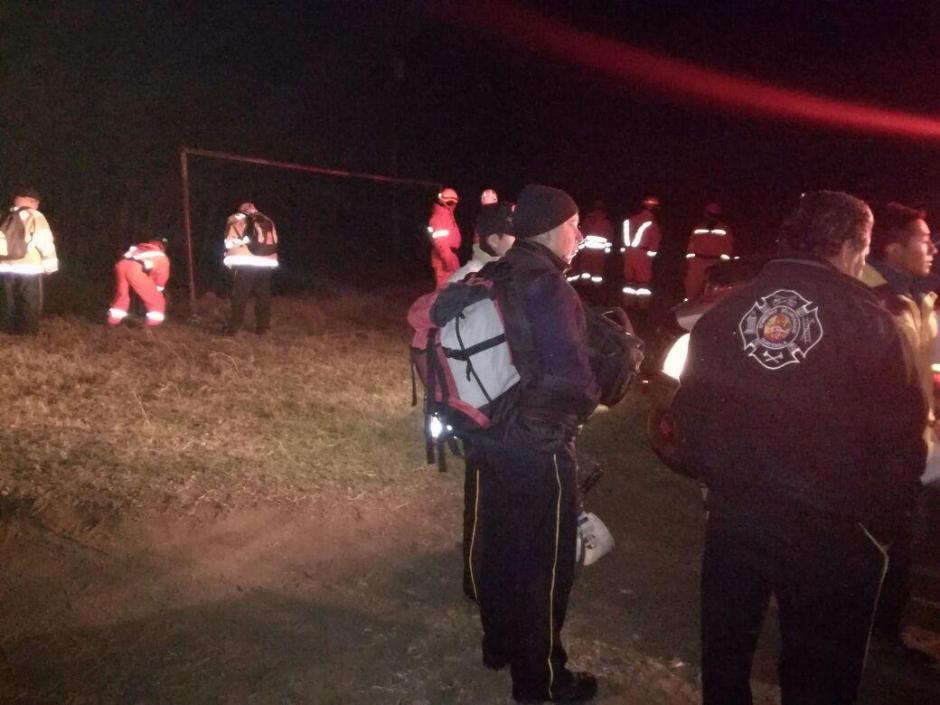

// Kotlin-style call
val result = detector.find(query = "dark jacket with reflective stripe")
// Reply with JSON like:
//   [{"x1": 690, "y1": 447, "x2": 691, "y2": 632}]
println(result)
[
  {"x1": 673, "y1": 257, "x2": 927, "y2": 538},
  {"x1": 483, "y1": 239, "x2": 600, "y2": 452}
]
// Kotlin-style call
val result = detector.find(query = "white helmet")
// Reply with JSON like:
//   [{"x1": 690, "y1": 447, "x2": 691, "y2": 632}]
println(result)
[
  {"x1": 575, "y1": 512, "x2": 615, "y2": 566},
  {"x1": 480, "y1": 188, "x2": 498, "y2": 205}
]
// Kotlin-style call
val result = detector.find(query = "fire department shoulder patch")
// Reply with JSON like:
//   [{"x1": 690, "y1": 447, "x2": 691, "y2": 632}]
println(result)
[{"x1": 737, "y1": 289, "x2": 823, "y2": 370}]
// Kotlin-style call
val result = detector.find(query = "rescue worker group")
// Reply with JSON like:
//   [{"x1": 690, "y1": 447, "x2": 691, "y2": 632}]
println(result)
[
  {"x1": 0, "y1": 189, "x2": 277, "y2": 335},
  {"x1": 0, "y1": 184, "x2": 723, "y2": 335},
  {"x1": 2, "y1": 183, "x2": 938, "y2": 705},
  {"x1": 428, "y1": 186, "x2": 733, "y2": 304}
]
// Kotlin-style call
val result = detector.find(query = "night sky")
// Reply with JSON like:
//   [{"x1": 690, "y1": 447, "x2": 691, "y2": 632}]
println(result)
[{"x1": 4, "y1": 0, "x2": 940, "y2": 294}]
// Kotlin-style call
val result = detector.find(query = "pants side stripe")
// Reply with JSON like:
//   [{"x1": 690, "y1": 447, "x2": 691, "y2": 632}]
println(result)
[
  {"x1": 468, "y1": 467, "x2": 481, "y2": 602},
  {"x1": 547, "y1": 454, "x2": 562, "y2": 699},
  {"x1": 858, "y1": 522, "x2": 890, "y2": 674}
]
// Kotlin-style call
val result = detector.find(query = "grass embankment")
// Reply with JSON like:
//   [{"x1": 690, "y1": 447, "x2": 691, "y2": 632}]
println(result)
[{"x1": 0, "y1": 290, "x2": 428, "y2": 518}]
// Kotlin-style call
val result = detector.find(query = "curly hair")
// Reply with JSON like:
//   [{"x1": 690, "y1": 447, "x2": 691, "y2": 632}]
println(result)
[{"x1": 778, "y1": 191, "x2": 872, "y2": 258}]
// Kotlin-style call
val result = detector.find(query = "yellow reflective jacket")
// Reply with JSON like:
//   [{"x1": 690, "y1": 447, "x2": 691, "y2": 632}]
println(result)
[
  {"x1": 0, "y1": 207, "x2": 59, "y2": 274},
  {"x1": 862, "y1": 263, "x2": 937, "y2": 450}
]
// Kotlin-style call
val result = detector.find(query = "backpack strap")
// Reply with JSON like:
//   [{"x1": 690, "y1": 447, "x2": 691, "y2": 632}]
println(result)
[
  {"x1": 452, "y1": 311, "x2": 495, "y2": 403},
  {"x1": 423, "y1": 328, "x2": 452, "y2": 472},
  {"x1": 481, "y1": 260, "x2": 541, "y2": 424},
  {"x1": 423, "y1": 329, "x2": 438, "y2": 466}
]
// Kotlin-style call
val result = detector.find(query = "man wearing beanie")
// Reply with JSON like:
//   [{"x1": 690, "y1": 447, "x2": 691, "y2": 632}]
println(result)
[{"x1": 472, "y1": 184, "x2": 600, "y2": 703}]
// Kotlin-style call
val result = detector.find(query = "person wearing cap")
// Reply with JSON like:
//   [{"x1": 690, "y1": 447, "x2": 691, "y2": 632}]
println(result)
[
  {"x1": 684, "y1": 203, "x2": 734, "y2": 300},
  {"x1": 472, "y1": 184, "x2": 600, "y2": 703},
  {"x1": 674, "y1": 191, "x2": 927, "y2": 704},
  {"x1": 0, "y1": 188, "x2": 58, "y2": 335},
  {"x1": 448, "y1": 201, "x2": 515, "y2": 284},
  {"x1": 861, "y1": 202, "x2": 938, "y2": 666},
  {"x1": 621, "y1": 196, "x2": 661, "y2": 308},
  {"x1": 107, "y1": 238, "x2": 171, "y2": 328},
  {"x1": 222, "y1": 201, "x2": 278, "y2": 336},
  {"x1": 427, "y1": 187, "x2": 462, "y2": 288},
  {"x1": 444, "y1": 201, "x2": 516, "y2": 605},
  {"x1": 480, "y1": 188, "x2": 498, "y2": 206}
]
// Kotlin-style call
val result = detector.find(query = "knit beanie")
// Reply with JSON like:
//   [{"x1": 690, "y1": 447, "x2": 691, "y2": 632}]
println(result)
[
  {"x1": 512, "y1": 184, "x2": 578, "y2": 239},
  {"x1": 476, "y1": 202, "x2": 515, "y2": 239}
]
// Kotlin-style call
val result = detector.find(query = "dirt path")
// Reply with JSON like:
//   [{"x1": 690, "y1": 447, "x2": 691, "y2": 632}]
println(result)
[{"x1": 0, "y1": 472, "x2": 715, "y2": 705}]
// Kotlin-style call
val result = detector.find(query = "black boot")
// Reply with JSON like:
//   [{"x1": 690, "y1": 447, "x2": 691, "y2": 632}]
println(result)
[{"x1": 513, "y1": 671, "x2": 598, "y2": 703}]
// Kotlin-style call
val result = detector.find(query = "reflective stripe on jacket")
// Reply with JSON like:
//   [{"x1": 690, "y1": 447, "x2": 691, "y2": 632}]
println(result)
[
  {"x1": 223, "y1": 211, "x2": 279, "y2": 269},
  {"x1": 124, "y1": 242, "x2": 171, "y2": 290},
  {"x1": 428, "y1": 203, "x2": 461, "y2": 272},
  {"x1": 0, "y1": 207, "x2": 58, "y2": 274}
]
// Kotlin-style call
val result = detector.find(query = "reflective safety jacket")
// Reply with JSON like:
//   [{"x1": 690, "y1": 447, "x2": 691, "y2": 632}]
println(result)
[
  {"x1": 123, "y1": 241, "x2": 170, "y2": 291},
  {"x1": 569, "y1": 207, "x2": 614, "y2": 283},
  {"x1": 621, "y1": 209, "x2": 661, "y2": 257},
  {"x1": 223, "y1": 211, "x2": 279, "y2": 269},
  {"x1": 427, "y1": 203, "x2": 461, "y2": 273},
  {"x1": 0, "y1": 206, "x2": 59, "y2": 275},
  {"x1": 581, "y1": 208, "x2": 614, "y2": 244},
  {"x1": 686, "y1": 219, "x2": 734, "y2": 261},
  {"x1": 862, "y1": 261, "x2": 938, "y2": 452}
]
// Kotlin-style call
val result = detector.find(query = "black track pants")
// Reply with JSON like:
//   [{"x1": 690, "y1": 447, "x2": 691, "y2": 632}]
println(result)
[
  {"x1": 475, "y1": 442, "x2": 579, "y2": 700},
  {"x1": 463, "y1": 448, "x2": 481, "y2": 602}
]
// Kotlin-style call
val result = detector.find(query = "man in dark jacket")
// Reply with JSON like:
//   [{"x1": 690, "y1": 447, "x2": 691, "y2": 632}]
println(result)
[
  {"x1": 673, "y1": 191, "x2": 927, "y2": 705},
  {"x1": 473, "y1": 184, "x2": 600, "y2": 704}
]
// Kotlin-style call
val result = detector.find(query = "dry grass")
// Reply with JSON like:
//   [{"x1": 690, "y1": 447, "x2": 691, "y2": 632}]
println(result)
[{"x1": 0, "y1": 289, "x2": 429, "y2": 517}]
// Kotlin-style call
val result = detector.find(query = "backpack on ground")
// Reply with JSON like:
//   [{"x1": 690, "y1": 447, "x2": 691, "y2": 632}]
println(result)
[
  {"x1": 584, "y1": 306, "x2": 644, "y2": 407},
  {"x1": 408, "y1": 263, "x2": 528, "y2": 471},
  {"x1": 0, "y1": 208, "x2": 30, "y2": 260}
]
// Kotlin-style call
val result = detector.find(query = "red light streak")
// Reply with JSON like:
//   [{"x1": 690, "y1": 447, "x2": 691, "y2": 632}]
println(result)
[{"x1": 435, "y1": 2, "x2": 940, "y2": 143}]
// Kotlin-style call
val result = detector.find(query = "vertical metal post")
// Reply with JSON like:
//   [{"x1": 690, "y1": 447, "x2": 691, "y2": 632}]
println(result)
[{"x1": 179, "y1": 147, "x2": 197, "y2": 316}]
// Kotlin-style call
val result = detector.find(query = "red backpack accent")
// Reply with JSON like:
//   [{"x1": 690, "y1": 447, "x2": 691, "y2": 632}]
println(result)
[{"x1": 408, "y1": 265, "x2": 527, "y2": 470}]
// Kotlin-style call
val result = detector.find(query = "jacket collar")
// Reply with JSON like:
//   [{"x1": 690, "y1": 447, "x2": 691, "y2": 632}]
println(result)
[
  {"x1": 866, "y1": 257, "x2": 914, "y2": 294},
  {"x1": 507, "y1": 238, "x2": 568, "y2": 273},
  {"x1": 864, "y1": 257, "x2": 936, "y2": 304},
  {"x1": 762, "y1": 255, "x2": 874, "y2": 295},
  {"x1": 470, "y1": 243, "x2": 499, "y2": 267}
]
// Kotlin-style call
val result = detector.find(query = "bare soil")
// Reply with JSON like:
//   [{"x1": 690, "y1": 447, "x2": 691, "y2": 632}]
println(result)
[{"x1": 0, "y1": 473, "x2": 711, "y2": 705}]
